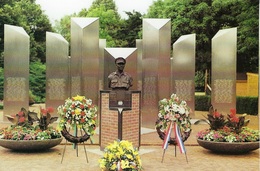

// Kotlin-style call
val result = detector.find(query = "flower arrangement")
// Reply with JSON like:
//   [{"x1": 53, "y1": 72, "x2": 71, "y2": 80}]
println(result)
[
  {"x1": 155, "y1": 93, "x2": 192, "y2": 144},
  {"x1": 57, "y1": 95, "x2": 97, "y2": 137},
  {"x1": 0, "y1": 107, "x2": 61, "y2": 140},
  {"x1": 99, "y1": 140, "x2": 142, "y2": 171},
  {"x1": 196, "y1": 106, "x2": 260, "y2": 143}
]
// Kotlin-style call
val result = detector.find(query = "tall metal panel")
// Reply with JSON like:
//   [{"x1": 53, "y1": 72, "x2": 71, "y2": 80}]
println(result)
[
  {"x1": 142, "y1": 19, "x2": 171, "y2": 128},
  {"x1": 136, "y1": 39, "x2": 143, "y2": 91},
  {"x1": 172, "y1": 34, "x2": 196, "y2": 114},
  {"x1": 99, "y1": 39, "x2": 106, "y2": 90},
  {"x1": 212, "y1": 28, "x2": 237, "y2": 113},
  {"x1": 103, "y1": 48, "x2": 138, "y2": 90},
  {"x1": 3, "y1": 24, "x2": 29, "y2": 121},
  {"x1": 70, "y1": 17, "x2": 99, "y2": 105},
  {"x1": 45, "y1": 32, "x2": 69, "y2": 115}
]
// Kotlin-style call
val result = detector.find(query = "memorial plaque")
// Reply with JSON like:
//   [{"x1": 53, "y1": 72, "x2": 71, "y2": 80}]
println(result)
[
  {"x1": 70, "y1": 17, "x2": 99, "y2": 105},
  {"x1": 212, "y1": 28, "x2": 237, "y2": 113},
  {"x1": 142, "y1": 19, "x2": 171, "y2": 128},
  {"x1": 172, "y1": 34, "x2": 196, "y2": 114},
  {"x1": 3, "y1": 24, "x2": 29, "y2": 121},
  {"x1": 109, "y1": 91, "x2": 132, "y2": 110},
  {"x1": 46, "y1": 32, "x2": 69, "y2": 115}
]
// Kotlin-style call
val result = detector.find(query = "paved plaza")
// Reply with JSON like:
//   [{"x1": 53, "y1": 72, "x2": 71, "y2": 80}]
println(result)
[{"x1": 0, "y1": 107, "x2": 259, "y2": 171}]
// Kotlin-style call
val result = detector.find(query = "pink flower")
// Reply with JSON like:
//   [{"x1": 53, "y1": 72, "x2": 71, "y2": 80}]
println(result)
[
  {"x1": 18, "y1": 111, "x2": 24, "y2": 117},
  {"x1": 213, "y1": 111, "x2": 220, "y2": 118},
  {"x1": 47, "y1": 107, "x2": 54, "y2": 113},
  {"x1": 19, "y1": 116, "x2": 25, "y2": 123}
]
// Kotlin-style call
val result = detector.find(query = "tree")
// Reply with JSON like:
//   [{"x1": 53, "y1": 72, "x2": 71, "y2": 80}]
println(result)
[
  {"x1": 146, "y1": 0, "x2": 259, "y2": 73},
  {"x1": 119, "y1": 11, "x2": 143, "y2": 47},
  {"x1": 55, "y1": 0, "x2": 132, "y2": 47},
  {"x1": 146, "y1": 0, "x2": 214, "y2": 71},
  {"x1": 212, "y1": 0, "x2": 259, "y2": 73},
  {"x1": 0, "y1": 0, "x2": 53, "y2": 66}
]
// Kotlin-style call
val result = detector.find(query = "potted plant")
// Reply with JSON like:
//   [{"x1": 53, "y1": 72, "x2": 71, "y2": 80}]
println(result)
[
  {"x1": 99, "y1": 140, "x2": 142, "y2": 171},
  {"x1": 196, "y1": 106, "x2": 260, "y2": 153},
  {"x1": 0, "y1": 107, "x2": 62, "y2": 151}
]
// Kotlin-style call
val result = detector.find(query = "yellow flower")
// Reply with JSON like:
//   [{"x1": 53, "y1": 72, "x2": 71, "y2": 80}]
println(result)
[
  {"x1": 73, "y1": 95, "x2": 84, "y2": 101},
  {"x1": 98, "y1": 159, "x2": 106, "y2": 168},
  {"x1": 126, "y1": 154, "x2": 133, "y2": 160},
  {"x1": 121, "y1": 160, "x2": 130, "y2": 169},
  {"x1": 74, "y1": 108, "x2": 81, "y2": 115},
  {"x1": 110, "y1": 163, "x2": 117, "y2": 170}
]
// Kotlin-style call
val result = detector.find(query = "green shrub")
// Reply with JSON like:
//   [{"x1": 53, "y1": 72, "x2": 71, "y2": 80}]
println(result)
[
  {"x1": 236, "y1": 96, "x2": 258, "y2": 115},
  {"x1": 195, "y1": 95, "x2": 211, "y2": 111},
  {"x1": 195, "y1": 95, "x2": 258, "y2": 115}
]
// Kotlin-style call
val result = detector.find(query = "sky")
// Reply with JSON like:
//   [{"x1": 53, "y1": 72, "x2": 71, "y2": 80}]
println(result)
[{"x1": 36, "y1": 0, "x2": 154, "y2": 24}]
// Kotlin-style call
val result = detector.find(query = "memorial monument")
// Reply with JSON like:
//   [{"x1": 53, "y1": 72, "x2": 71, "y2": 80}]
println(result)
[
  {"x1": 172, "y1": 34, "x2": 196, "y2": 114},
  {"x1": 3, "y1": 24, "x2": 29, "y2": 121},
  {"x1": 100, "y1": 57, "x2": 141, "y2": 150},
  {"x1": 142, "y1": 19, "x2": 171, "y2": 127},
  {"x1": 70, "y1": 17, "x2": 99, "y2": 105},
  {"x1": 45, "y1": 32, "x2": 69, "y2": 116},
  {"x1": 212, "y1": 28, "x2": 237, "y2": 113}
]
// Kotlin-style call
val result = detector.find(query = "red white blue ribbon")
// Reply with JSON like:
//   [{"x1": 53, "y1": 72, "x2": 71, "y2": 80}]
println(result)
[{"x1": 174, "y1": 122, "x2": 186, "y2": 153}]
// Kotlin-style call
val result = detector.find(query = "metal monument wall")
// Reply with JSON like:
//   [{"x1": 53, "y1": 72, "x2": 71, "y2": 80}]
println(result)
[
  {"x1": 212, "y1": 28, "x2": 237, "y2": 113},
  {"x1": 3, "y1": 24, "x2": 29, "y2": 121},
  {"x1": 103, "y1": 48, "x2": 138, "y2": 90},
  {"x1": 70, "y1": 17, "x2": 99, "y2": 104},
  {"x1": 142, "y1": 19, "x2": 171, "y2": 127},
  {"x1": 99, "y1": 39, "x2": 106, "y2": 90},
  {"x1": 172, "y1": 34, "x2": 196, "y2": 114},
  {"x1": 45, "y1": 32, "x2": 69, "y2": 115},
  {"x1": 136, "y1": 39, "x2": 143, "y2": 91}
]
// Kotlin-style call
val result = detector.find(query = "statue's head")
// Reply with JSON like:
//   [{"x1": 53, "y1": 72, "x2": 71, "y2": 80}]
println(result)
[
  {"x1": 115, "y1": 57, "x2": 126, "y2": 64},
  {"x1": 115, "y1": 57, "x2": 126, "y2": 72}
]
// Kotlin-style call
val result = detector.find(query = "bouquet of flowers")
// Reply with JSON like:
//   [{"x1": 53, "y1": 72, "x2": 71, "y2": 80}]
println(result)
[
  {"x1": 0, "y1": 107, "x2": 61, "y2": 140},
  {"x1": 99, "y1": 140, "x2": 142, "y2": 171},
  {"x1": 57, "y1": 95, "x2": 97, "y2": 136}
]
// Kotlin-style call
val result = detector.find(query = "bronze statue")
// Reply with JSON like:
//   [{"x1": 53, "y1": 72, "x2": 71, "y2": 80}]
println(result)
[{"x1": 108, "y1": 57, "x2": 133, "y2": 90}]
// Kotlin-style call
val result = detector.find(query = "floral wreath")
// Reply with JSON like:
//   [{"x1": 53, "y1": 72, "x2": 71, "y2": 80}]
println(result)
[
  {"x1": 155, "y1": 93, "x2": 192, "y2": 145},
  {"x1": 57, "y1": 95, "x2": 97, "y2": 143}
]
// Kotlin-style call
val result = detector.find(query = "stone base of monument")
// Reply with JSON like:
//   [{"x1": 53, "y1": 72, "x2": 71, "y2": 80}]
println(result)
[{"x1": 99, "y1": 91, "x2": 141, "y2": 150}]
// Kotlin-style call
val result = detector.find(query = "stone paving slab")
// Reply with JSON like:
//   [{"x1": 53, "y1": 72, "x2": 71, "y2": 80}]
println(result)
[{"x1": 0, "y1": 145, "x2": 259, "y2": 171}]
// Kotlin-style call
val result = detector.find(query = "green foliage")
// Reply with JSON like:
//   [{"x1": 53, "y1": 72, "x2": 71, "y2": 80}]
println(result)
[
  {"x1": 195, "y1": 71, "x2": 205, "y2": 91},
  {"x1": 0, "y1": 0, "x2": 53, "y2": 66},
  {"x1": 236, "y1": 96, "x2": 258, "y2": 115},
  {"x1": 195, "y1": 95, "x2": 258, "y2": 115},
  {"x1": 119, "y1": 11, "x2": 143, "y2": 47},
  {"x1": 146, "y1": 0, "x2": 259, "y2": 72},
  {"x1": 29, "y1": 61, "x2": 46, "y2": 103},
  {"x1": 54, "y1": 0, "x2": 142, "y2": 48},
  {"x1": 195, "y1": 95, "x2": 211, "y2": 111}
]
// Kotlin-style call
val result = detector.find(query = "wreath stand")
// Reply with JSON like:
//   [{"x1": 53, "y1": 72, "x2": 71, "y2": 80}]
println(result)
[
  {"x1": 157, "y1": 121, "x2": 189, "y2": 164},
  {"x1": 60, "y1": 125, "x2": 92, "y2": 164},
  {"x1": 161, "y1": 143, "x2": 189, "y2": 164}
]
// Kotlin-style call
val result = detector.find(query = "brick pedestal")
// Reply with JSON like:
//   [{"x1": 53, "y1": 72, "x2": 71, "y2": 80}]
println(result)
[{"x1": 99, "y1": 91, "x2": 141, "y2": 150}]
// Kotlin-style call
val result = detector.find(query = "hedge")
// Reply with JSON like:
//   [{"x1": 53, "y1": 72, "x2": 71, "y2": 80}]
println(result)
[{"x1": 195, "y1": 95, "x2": 258, "y2": 115}]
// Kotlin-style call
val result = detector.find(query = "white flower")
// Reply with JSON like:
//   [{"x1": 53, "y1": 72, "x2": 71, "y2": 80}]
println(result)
[{"x1": 178, "y1": 106, "x2": 186, "y2": 115}]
